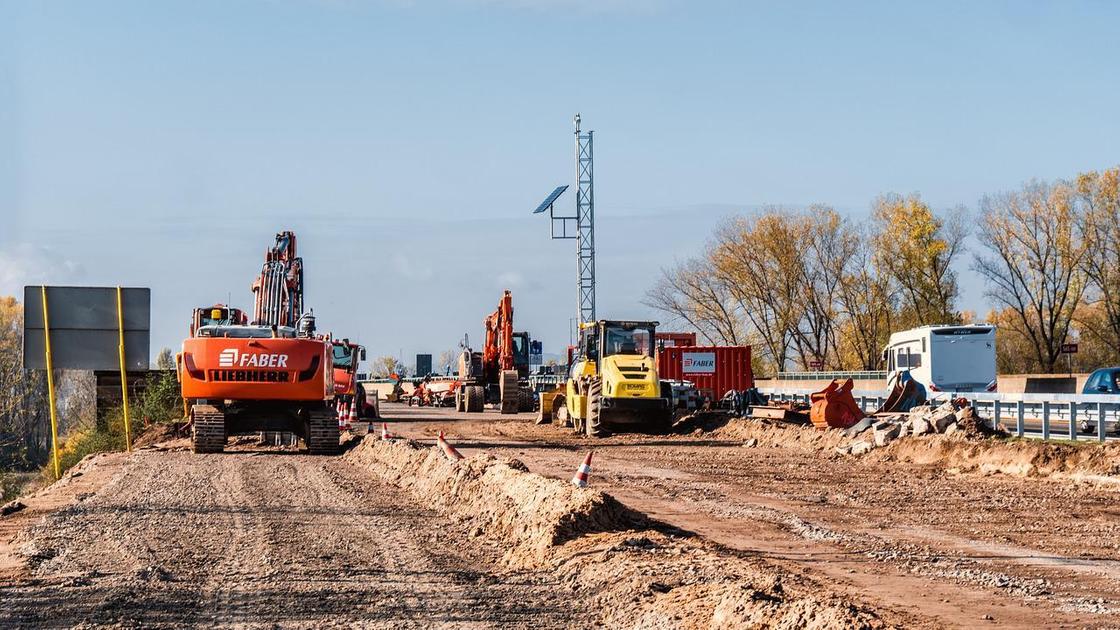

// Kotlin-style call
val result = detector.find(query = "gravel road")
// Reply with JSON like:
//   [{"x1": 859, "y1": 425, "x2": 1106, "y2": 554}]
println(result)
[{"x1": 0, "y1": 449, "x2": 585, "y2": 629}]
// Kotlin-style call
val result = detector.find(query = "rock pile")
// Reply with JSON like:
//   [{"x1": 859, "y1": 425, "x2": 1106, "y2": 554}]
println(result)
[{"x1": 835, "y1": 401, "x2": 1001, "y2": 456}]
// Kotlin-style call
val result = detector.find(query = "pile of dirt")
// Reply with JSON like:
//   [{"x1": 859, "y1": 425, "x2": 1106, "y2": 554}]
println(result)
[
  {"x1": 345, "y1": 437, "x2": 650, "y2": 566},
  {"x1": 679, "y1": 414, "x2": 850, "y2": 452},
  {"x1": 347, "y1": 436, "x2": 884, "y2": 629},
  {"x1": 871, "y1": 433, "x2": 1120, "y2": 480},
  {"x1": 131, "y1": 422, "x2": 182, "y2": 448},
  {"x1": 550, "y1": 531, "x2": 881, "y2": 629}
]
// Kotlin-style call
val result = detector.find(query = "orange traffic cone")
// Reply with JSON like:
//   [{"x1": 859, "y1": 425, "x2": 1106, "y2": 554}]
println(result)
[
  {"x1": 571, "y1": 451, "x2": 593, "y2": 488},
  {"x1": 337, "y1": 399, "x2": 346, "y2": 429},
  {"x1": 347, "y1": 397, "x2": 358, "y2": 429},
  {"x1": 437, "y1": 430, "x2": 465, "y2": 461},
  {"x1": 381, "y1": 423, "x2": 394, "y2": 440}
]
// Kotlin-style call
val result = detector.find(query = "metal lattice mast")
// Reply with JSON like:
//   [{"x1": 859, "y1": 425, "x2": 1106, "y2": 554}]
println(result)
[{"x1": 574, "y1": 113, "x2": 596, "y2": 323}]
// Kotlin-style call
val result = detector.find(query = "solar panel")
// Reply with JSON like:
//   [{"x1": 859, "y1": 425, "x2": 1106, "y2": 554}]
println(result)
[{"x1": 532, "y1": 185, "x2": 569, "y2": 214}]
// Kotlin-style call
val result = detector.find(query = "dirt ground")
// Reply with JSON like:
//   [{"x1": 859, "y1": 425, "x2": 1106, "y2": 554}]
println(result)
[
  {"x1": 385, "y1": 403, "x2": 1120, "y2": 629},
  {"x1": 5, "y1": 403, "x2": 1120, "y2": 628},
  {"x1": 0, "y1": 446, "x2": 587, "y2": 628}
]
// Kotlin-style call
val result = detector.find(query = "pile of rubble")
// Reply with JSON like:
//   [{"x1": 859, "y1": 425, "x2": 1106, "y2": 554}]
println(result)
[{"x1": 836, "y1": 401, "x2": 1002, "y2": 456}]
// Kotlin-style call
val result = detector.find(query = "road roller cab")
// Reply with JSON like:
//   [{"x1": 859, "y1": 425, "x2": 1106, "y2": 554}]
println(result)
[{"x1": 564, "y1": 320, "x2": 672, "y2": 437}]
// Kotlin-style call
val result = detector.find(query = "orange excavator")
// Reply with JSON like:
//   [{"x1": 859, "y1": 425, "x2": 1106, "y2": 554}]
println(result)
[
  {"x1": 456, "y1": 290, "x2": 534, "y2": 414},
  {"x1": 178, "y1": 231, "x2": 338, "y2": 454}
]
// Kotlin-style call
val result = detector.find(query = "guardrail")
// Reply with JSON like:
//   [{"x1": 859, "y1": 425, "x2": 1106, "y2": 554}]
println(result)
[
  {"x1": 758, "y1": 387, "x2": 1120, "y2": 443},
  {"x1": 772, "y1": 371, "x2": 887, "y2": 381}
]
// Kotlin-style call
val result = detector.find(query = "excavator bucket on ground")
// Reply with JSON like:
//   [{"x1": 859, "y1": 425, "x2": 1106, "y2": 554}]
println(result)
[
  {"x1": 809, "y1": 378, "x2": 865, "y2": 430},
  {"x1": 874, "y1": 375, "x2": 926, "y2": 414}
]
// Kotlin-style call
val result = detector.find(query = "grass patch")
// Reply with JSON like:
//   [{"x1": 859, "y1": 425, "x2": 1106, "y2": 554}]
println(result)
[{"x1": 39, "y1": 370, "x2": 184, "y2": 482}]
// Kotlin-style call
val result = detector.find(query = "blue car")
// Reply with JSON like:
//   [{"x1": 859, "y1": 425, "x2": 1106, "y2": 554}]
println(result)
[{"x1": 1082, "y1": 368, "x2": 1120, "y2": 395}]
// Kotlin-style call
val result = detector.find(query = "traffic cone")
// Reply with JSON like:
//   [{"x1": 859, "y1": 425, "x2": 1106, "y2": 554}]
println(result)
[
  {"x1": 381, "y1": 423, "x2": 394, "y2": 440},
  {"x1": 347, "y1": 397, "x2": 358, "y2": 429},
  {"x1": 437, "y1": 430, "x2": 465, "y2": 461},
  {"x1": 337, "y1": 399, "x2": 345, "y2": 429},
  {"x1": 571, "y1": 451, "x2": 593, "y2": 488}
]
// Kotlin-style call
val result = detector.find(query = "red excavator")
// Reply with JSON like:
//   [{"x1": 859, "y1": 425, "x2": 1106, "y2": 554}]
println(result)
[
  {"x1": 178, "y1": 231, "x2": 338, "y2": 454},
  {"x1": 331, "y1": 338, "x2": 378, "y2": 419},
  {"x1": 456, "y1": 290, "x2": 534, "y2": 414}
]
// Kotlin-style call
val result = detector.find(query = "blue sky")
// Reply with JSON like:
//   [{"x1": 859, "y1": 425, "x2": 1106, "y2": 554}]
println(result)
[{"x1": 2, "y1": 1, "x2": 1118, "y2": 369}]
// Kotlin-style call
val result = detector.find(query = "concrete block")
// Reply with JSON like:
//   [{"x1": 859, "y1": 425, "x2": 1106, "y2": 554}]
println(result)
[
  {"x1": 930, "y1": 409, "x2": 956, "y2": 433},
  {"x1": 911, "y1": 417, "x2": 932, "y2": 435},
  {"x1": 844, "y1": 417, "x2": 873, "y2": 437},
  {"x1": 850, "y1": 441, "x2": 875, "y2": 455},
  {"x1": 909, "y1": 407, "x2": 931, "y2": 421},
  {"x1": 873, "y1": 423, "x2": 901, "y2": 447}
]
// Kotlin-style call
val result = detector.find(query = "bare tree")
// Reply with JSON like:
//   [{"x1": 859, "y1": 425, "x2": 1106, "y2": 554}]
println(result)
[
  {"x1": 711, "y1": 213, "x2": 806, "y2": 371},
  {"x1": 643, "y1": 258, "x2": 742, "y2": 345},
  {"x1": 975, "y1": 180, "x2": 1087, "y2": 372}
]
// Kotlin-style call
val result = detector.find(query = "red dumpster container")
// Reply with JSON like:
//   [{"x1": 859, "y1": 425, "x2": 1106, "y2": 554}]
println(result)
[{"x1": 657, "y1": 345, "x2": 754, "y2": 401}]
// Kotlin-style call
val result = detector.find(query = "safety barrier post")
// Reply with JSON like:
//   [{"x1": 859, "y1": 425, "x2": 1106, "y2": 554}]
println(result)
[
  {"x1": 1042, "y1": 401, "x2": 1050, "y2": 440},
  {"x1": 1069, "y1": 401, "x2": 1077, "y2": 442},
  {"x1": 40, "y1": 287, "x2": 62, "y2": 480},
  {"x1": 116, "y1": 287, "x2": 133, "y2": 452},
  {"x1": 993, "y1": 401, "x2": 1001, "y2": 432},
  {"x1": 1100, "y1": 403, "x2": 1107, "y2": 443},
  {"x1": 1016, "y1": 401, "x2": 1025, "y2": 438}
]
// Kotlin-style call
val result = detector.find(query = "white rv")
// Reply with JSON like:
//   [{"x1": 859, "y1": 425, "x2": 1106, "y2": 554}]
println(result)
[{"x1": 883, "y1": 325, "x2": 997, "y2": 393}]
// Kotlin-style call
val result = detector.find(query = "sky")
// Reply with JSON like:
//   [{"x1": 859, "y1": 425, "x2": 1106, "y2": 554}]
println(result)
[{"x1": 2, "y1": 0, "x2": 1119, "y2": 371}]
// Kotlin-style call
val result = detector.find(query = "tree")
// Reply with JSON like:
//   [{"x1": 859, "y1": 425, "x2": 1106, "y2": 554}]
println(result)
[
  {"x1": 155, "y1": 347, "x2": 175, "y2": 370},
  {"x1": 644, "y1": 257, "x2": 742, "y2": 345},
  {"x1": 836, "y1": 230, "x2": 896, "y2": 370},
  {"x1": 371, "y1": 355, "x2": 406, "y2": 378},
  {"x1": 974, "y1": 180, "x2": 1087, "y2": 372},
  {"x1": 1074, "y1": 167, "x2": 1120, "y2": 364},
  {"x1": 437, "y1": 349, "x2": 458, "y2": 376},
  {"x1": 0, "y1": 296, "x2": 51, "y2": 471},
  {"x1": 871, "y1": 193, "x2": 965, "y2": 327},
  {"x1": 792, "y1": 206, "x2": 855, "y2": 369},
  {"x1": 711, "y1": 211, "x2": 807, "y2": 371}
]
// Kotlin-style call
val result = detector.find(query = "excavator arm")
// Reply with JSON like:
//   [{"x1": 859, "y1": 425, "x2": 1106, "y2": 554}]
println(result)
[{"x1": 251, "y1": 231, "x2": 305, "y2": 328}]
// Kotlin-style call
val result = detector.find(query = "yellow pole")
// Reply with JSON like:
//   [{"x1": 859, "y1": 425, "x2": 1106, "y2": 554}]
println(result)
[
  {"x1": 40, "y1": 286, "x2": 61, "y2": 480},
  {"x1": 116, "y1": 286, "x2": 133, "y2": 452}
]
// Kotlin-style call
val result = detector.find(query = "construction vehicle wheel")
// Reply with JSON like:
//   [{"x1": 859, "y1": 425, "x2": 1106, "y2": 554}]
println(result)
[
  {"x1": 465, "y1": 385, "x2": 485, "y2": 413},
  {"x1": 307, "y1": 407, "x2": 340, "y2": 455},
  {"x1": 499, "y1": 370, "x2": 519, "y2": 414},
  {"x1": 518, "y1": 388, "x2": 535, "y2": 413},
  {"x1": 191, "y1": 404, "x2": 226, "y2": 454},
  {"x1": 586, "y1": 379, "x2": 608, "y2": 438}
]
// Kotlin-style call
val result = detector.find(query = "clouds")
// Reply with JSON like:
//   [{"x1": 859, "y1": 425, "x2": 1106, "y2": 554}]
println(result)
[{"x1": 0, "y1": 243, "x2": 85, "y2": 299}]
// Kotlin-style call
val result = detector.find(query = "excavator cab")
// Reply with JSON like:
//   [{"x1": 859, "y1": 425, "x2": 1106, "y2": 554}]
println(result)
[
  {"x1": 512, "y1": 332, "x2": 531, "y2": 379},
  {"x1": 563, "y1": 320, "x2": 671, "y2": 437},
  {"x1": 190, "y1": 305, "x2": 248, "y2": 336}
]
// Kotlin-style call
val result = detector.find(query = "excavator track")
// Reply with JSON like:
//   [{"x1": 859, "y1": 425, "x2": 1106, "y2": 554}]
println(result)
[
  {"x1": 499, "y1": 370, "x2": 519, "y2": 414},
  {"x1": 191, "y1": 404, "x2": 226, "y2": 454},
  {"x1": 307, "y1": 407, "x2": 340, "y2": 455}
]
